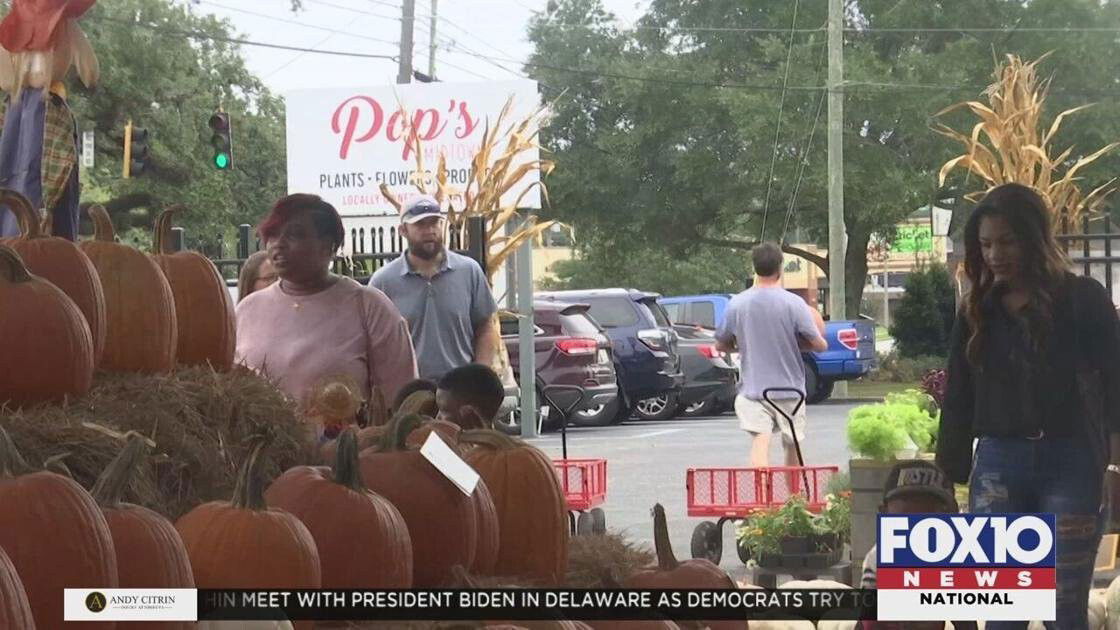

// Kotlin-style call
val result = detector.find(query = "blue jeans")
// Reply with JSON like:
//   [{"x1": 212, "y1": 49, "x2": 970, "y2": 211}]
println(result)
[{"x1": 969, "y1": 434, "x2": 1104, "y2": 630}]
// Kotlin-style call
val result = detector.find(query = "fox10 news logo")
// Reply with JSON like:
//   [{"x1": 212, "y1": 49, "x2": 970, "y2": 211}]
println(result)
[{"x1": 876, "y1": 513, "x2": 1056, "y2": 621}]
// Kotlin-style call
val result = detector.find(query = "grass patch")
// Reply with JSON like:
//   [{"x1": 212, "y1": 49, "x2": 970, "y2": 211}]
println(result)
[
  {"x1": 846, "y1": 380, "x2": 920, "y2": 400},
  {"x1": 875, "y1": 326, "x2": 892, "y2": 342}
]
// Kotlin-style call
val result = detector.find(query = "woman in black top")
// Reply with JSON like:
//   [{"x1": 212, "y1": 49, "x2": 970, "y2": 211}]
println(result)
[{"x1": 937, "y1": 183, "x2": 1120, "y2": 630}]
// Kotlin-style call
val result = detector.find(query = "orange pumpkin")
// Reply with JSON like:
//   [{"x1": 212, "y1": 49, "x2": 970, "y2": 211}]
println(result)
[
  {"x1": 462, "y1": 429, "x2": 568, "y2": 585},
  {"x1": 0, "y1": 545, "x2": 34, "y2": 630},
  {"x1": 265, "y1": 429, "x2": 412, "y2": 588},
  {"x1": 624, "y1": 504, "x2": 742, "y2": 630},
  {"x1": 360, "y1": 414, "x2": 478, "y2": 587},
  {"x1": 0, "y1": 188, "x2": 105, "y2": 365},
  {"x1": 472, "y1": 479, "x2": 501, "y2": 576},
  {"x1": 0, "y1": 244, "x2": 94, "y2": 407},
  {"x1": 175, "y1": 441, "x2": 321, "y2": 597},
  {"x1": 150, "y1": 206, "x2": 235, "y2": 371},
  {"x1": 79, "y1": 204, "x2": 177, "y2": 373},
  {"x1": 92, "y1": 436, "x2": 193, "y2": 630},
  {"x1": 0, "y1": 427, "x2": 117, "y2": 629}
]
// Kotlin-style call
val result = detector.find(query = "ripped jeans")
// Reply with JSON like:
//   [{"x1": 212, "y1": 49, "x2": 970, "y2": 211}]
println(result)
[{"x1": 970, "y1": 434, "x2": 1104, "y2": 630}]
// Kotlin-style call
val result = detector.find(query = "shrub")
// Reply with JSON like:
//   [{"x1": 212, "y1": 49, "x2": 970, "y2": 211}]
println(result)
[
  {"x1": 921, "y1": 368, "x2": 948, "y2": 409},
  {"x1": 889, "y1": 263, "x2": 957, "y2": 358},
  {"x1": 847, "y1": 398, "x2": 939, "y2": 460},
  {"x1": 874, "y1": 351, "x2": 947, "y2": 383}
]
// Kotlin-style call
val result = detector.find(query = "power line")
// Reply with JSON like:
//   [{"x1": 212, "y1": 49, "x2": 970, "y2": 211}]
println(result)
[
  {"x1": 264, "y1": 32, "x2": 337, "y2": 79},
  {"x1": 782, "y1": 41, "x2": 829, "y2": 243},
  {"x1": 846, "y1": 26, "x2": 1120, "y2": 33},
  {"x1": 201, "y1": 1, "x2": 399, "y2": 47},
  {"x1": 90, "y1": 15, "x2": 399, "y2": 61},
  {"x1": 760, "y1": 0, "x2": 802, "y2": 241},
  {"x1": 307, "y1": 0, "x2": 401, "y2": 22}
]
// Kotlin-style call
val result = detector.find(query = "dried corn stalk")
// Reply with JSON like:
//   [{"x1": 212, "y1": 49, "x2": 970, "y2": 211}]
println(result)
[
  {"x1": 935, "y1": 53, "x2": 1118, "y2": 224},
  {"x1": 380, "y1": 95, "x2": 560, "y2": 396}
]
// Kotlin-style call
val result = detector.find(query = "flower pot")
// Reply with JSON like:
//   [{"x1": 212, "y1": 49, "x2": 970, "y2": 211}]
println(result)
[
  {"x1": 812, "y1": 532, "x2": 840, "y2": 552},
  {"x1": 758, "y1": 553, "x2": 781, "y2": 568},
  {"x1": 804, "y1": 552, "x2": 833, "y2": 569},
  {"x1": 849, "y1": 458, "x2": 896, "y2": 584},
  {"x1": 780, "y1": 536, "x2": 811, "y2": 554}
]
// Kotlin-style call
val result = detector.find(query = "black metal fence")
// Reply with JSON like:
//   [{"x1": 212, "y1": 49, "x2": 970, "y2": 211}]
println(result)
[
  {"x1": 1058, "y1": 214, "x2": 1120, "y2": 304},
  {"x1": 169, "y1": 216, "x2": 487, "y2": 285}
]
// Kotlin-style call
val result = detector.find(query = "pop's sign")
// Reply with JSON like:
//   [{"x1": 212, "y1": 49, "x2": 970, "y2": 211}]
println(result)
[
  {"x1": 876, "y1": 513, "x2": 1056, "y2": 622},
  {"x1": 285, "y1": 80, "x2": 542, "y2": 218}
]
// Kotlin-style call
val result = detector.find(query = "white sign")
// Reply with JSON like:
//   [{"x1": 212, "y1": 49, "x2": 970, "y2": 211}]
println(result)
[
  {"x1": 419, "y1": 431, "x2": 479, "y2": 496},
  {"x1": 285, "y1": 80, "x2": 542, "y2": 220},
  {"x1": 81, "y1": 130, "x2": 94, "y2": 168},
  {"x1": 65, "y1": 589, "x2": 197, "y2": 621}
]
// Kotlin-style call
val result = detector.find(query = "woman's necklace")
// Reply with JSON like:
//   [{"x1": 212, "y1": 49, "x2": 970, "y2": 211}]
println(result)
[{"x1": 281, "y1": 276, "x2": 333, "y2": 309}]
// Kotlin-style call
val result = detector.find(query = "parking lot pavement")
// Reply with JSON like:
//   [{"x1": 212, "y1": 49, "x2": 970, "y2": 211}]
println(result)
[{"x1": 526, "y1": 403, "x2": 858, "y2": 576}]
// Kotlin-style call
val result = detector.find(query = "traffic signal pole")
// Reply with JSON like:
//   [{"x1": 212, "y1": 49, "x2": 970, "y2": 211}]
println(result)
[
  {"x1": 397, "y1": 0, "x2": 415, "y2": 84},
  {"x1": 827, "y1": 0, "x2": 848, "y2": 398}
]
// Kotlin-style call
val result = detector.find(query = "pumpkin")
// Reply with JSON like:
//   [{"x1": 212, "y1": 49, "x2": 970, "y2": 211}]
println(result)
[
  {"x1": 462, "y1": 429, "x2": 568, "y2": 585},
  {"x1": 407, "y1": 418, "x2": 464, "y2": 451},
  {"x1": 0, "y1": 426, "x2": 117, "y2": 629},
  {"x1": 0, "y1": 188, "x2": 105, "y2": 365},
  {"x1": 264, "y1": 428, "x2": 412, "y2": 588},
  {"x1": 1088, "y1": 588, "x2": 1106, "y2": 630},
  {"x1": 79, "y1": 204, "x2": 177, "y2": 373},
  {"x1": 176, "y1": 440, "x2": 320, "y2": 630},
  {"x1": 451, "y1": 567, "x2": 593, "y2": 630},
  {"x1": 91, "y1": 436, "x2": 193, "y2": 630},
  {"x1": 624, "y1": 504, "x2": 742, "y2": 630},
  {"x1": 0, "y1": 245, "x2": 94, "y2": 407},
  {"x1": 472, "y1": 478, "x2": 501, "y2": 575},
  {"x1": 150, "y1": 206, "x2": 235, "y2": 371},
  {"x1": 0, "y1": 545, "x2": 34, "y2": 630},
  {"x1": 360, "y1": 414, "x2": 478, "y2": 587},
  {"x1": 198, "y1": 622, "x2": 294, "y2": 630}
]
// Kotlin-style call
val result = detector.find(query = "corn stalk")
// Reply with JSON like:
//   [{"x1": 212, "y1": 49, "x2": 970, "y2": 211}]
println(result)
[
  {"x1": 380, "y1": 96, "x2": 559, "y2": 398},
  {"x1": 935, "y1": 53, "x2": 1118, "y2": 225}
]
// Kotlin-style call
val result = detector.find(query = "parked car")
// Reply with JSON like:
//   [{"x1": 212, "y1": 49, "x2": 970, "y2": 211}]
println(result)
[
  {"x1": 634, "y1": 323, "x2": 739, "y2": 420},
  {"x1": 498, "y1": 301, "x2": 619, "y2": 433},
  {"x1": 536, "y1": 289, "x2": 684, "y2": 423},
  {"x1": 659, "y1": 293, "x2": 876, "y2": 403}
]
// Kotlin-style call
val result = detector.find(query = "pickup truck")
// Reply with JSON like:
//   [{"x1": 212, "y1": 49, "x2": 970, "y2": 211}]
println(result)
[{"x1": 659, "y1": 294, "x2": 876, "y2": 403}]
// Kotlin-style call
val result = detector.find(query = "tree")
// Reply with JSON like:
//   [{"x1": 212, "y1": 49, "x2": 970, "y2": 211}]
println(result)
[
  {"x1": 65, "y1": 0, "x2": 286, "y2": 251},
  {"x1": 526, "y1": 0, "x2": 1120, "y2": 314},
  {"x1": 889, "y1": 264, "x2": 956, "y2": 358}
]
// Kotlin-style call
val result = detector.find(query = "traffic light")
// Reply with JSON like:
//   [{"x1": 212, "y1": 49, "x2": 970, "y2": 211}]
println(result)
[
  {"x1": 208, "y1": 111, "x2": 233, "y2": 170},
  {"x1": 122, "y1": 120, "x2": 150, "y2": 178}
]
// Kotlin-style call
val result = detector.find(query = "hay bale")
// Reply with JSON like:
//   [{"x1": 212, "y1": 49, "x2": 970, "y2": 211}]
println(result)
[
  {"x1": 566, "y1": 531, "x2": 655, "y2": 588},
  {"x1": 0, "y1": 366, "x2": 312, "y2": 520}
]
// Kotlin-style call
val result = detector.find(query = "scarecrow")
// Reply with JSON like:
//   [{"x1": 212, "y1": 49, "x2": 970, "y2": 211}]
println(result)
[{"x1": 0, "y1": 0, "x2": 98, "y2": 241}]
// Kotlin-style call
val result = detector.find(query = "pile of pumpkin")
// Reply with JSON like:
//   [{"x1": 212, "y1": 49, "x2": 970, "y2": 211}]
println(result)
[{"x1": 0, "y1": 189, "x2": 235, "y2": 407}]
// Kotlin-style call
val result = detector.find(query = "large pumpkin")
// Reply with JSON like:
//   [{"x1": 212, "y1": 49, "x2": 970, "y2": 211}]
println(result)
[
  {"x1": 265, "y1": 429, "x2": 412, "y2": 588},
  {"x1": 79, "y1": 204, "x2": 177, "y2": 373},
  {"x1": 462, "y1": 429, "x2": 568, "y2": 585},
  {"x1": 472, "y1": 478, "x2": 501, "y2": 576},
  {"x1": 359, "y1": 414, "x2": 478, "y2": 587},
  {"x1": 0, "y1": 245, "x2": 94, "y2": 407},
  {"x1": 176, "y1": 440, "x2": 320, "y2": 630},
  {"x1": 0, "y1": 426, "x2": 117, "y2": 629},
  {"x1": 92, "y1": 436, "x2": 193, "y2": 630},
  {"x1": 624, "y1": 504, "x2": 743, "y2": 630},
  {"x1": 150, "y1": 206, "x2": 235, "y2": 371},
  {"x1": 0, "y1": 188, "x2": 105, "y2": 365},
  {"x1": 0, "y1": 545, "x2": 34, "y2": 630}
]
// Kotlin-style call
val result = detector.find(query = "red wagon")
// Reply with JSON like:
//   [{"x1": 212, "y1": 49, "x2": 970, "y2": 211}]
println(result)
[
  {"x1": 553, "y1": 458, "x2": 608, "y2": 535},
  {"x1": 685, "y1": 387, "x2": 839, "y2": 564}
]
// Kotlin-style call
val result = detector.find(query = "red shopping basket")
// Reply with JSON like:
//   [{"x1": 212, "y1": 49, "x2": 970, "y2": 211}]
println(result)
[
  {"x1": 553, "y1": 458, "x2": 608, "y2": 512},
  {"x1": 686, "y1": 465, "x2": 839, "y2": 518}
]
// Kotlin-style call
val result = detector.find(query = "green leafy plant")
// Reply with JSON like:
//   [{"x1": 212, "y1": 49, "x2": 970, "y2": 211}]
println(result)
[
  {"x1": 847, "y1": 404, "x2": 910, "y2": 460},
  {"x1": 813, "y1": 491, "x2": 852, "y2": 543},
  {"x1": 735, "y1": 507, "x2": 784, "y2": 560},
  {"x1": 777, "y1": 494, "x2": 816, "y2": 537}
]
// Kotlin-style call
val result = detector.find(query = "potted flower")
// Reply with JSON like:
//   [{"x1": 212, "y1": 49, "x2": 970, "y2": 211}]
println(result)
[
  {"x1": 776, "y1": 495, "x2": 816, "y2": 554},
  {"x1": 735, "y1": 507, "x2": 784, "y2": 568}
]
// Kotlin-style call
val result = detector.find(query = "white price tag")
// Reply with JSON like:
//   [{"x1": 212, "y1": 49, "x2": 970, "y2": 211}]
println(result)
[{"x1": 420, "y1": 431, "x2": 479, "y2": 496}]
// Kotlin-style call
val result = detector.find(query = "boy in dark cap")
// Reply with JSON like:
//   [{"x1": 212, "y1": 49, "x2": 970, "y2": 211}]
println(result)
[{"x1": 861, "y1": 460, "x2": 977, "y2": 630}]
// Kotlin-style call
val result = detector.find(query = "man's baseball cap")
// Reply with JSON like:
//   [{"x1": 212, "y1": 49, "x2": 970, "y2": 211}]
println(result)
[
  {"x1": 881, "y1": 460, "x2": 957, "y2": 509},
  {"x1": 401, "y1": 196, "x2": 443, "y2": 224}
]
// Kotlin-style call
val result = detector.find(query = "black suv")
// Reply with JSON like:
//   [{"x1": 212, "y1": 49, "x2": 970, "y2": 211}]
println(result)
[{"x1": 535, "y1": 289, "x2": 684, "y2": 423}]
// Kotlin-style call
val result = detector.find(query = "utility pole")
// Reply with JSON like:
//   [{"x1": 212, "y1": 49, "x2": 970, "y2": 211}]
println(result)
[
  {"x1": 397, "y1": 0, "x2": 416, "y2": 84},
  {"x1": 827, "y1": 0, "x2": 848, "y2": 398},
  {"x1": 428, "y1": 0, "x2": 439, "y2": 78}
]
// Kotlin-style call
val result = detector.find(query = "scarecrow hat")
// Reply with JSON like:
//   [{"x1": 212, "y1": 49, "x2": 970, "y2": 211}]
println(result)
[{"x1": 0, "y1": 0, "x2": 96, "y2": 53}]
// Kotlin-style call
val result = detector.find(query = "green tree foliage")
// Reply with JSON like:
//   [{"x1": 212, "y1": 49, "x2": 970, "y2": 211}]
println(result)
[
  {"x1": 889, "y1": 264, "x2": 956, "y2": 358},
  {"x1": 527, "y1": 0, "x2": 1120, "y2": 309},
  {"x1": 65, "y1": 0, "x2": 285, "y2": 250}
]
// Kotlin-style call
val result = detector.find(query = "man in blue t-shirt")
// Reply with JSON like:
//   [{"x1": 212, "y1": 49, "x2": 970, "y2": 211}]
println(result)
[{"x1": 715, "y1": 242, "x2": 827, "y2": 467}]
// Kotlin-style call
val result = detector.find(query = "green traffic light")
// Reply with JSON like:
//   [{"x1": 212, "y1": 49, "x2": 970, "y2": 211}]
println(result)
[{"x1": 214, "y1": 152, "x2": 230, "y2": 169}]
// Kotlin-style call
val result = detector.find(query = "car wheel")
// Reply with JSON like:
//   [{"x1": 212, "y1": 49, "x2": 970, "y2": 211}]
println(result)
[
  {"x1": 570, "y1": 398, "x2": 619, "y2": 427},
  {"x1": 634, "y1": 392, "x2": 680, "y2": 421},
  {"x1": 504, "y1": 391, "x2": 565, "y2": 434},
  {"x1": 679, "y1": 394, "x2": 715, "y2": 418},
  {"x1": 803, "y1": 360, "x2": 822, "y2": 405},
  {"x1": 814, "y1": 378, "x2": 835, "y2": 403}
]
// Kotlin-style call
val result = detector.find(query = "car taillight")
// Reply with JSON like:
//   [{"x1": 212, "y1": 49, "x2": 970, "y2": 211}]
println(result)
[
  {"x1": 697, "y1": 345, "x2": 719, "y2": 359},
  {"x1": 555, "y1": 338, "x2": 598, "y2": 356},
  {"x1": 838, "y1": 328, "x2": 858, "y2": 350},
  {"x1": 638, "y1": 329, "x2": 668, "y2": 352}
]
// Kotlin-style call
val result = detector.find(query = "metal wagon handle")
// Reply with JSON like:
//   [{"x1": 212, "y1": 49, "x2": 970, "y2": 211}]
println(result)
[
  {"x1": 761, "y1": 387, "x2": 810, "y2": 496},
  {"x1": 541, "y1": 383, "x2": 586, "y2": 460}
]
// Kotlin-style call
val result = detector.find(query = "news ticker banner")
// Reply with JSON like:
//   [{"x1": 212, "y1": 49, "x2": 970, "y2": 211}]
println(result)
[
  {"x1": 877, "y1": 512, "x2": 1057, "y2": 621},
  {"x1": 66, "y1": 588, "x2": 876, "y2": 622}
]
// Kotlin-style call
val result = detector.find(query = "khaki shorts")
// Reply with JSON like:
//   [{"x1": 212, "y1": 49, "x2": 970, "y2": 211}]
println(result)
[{"x1": 735, "y1": 394, "x2": 806, "y2": 442}]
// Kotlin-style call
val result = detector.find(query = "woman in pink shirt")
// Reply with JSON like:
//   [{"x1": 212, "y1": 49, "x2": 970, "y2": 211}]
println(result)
[{"x1": 235, "y1": 194, "x2": 418, "y2": 440}]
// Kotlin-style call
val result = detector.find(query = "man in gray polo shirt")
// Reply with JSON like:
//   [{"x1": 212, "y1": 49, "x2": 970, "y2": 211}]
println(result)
[{"x1": 370, "y1": 196, "x2": 498, "y2": 380}]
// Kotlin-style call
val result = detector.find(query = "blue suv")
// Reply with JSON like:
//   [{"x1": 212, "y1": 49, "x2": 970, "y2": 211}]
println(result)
[{"x1": 535, "y1": 289, "x2": 684, "y2": 424}]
